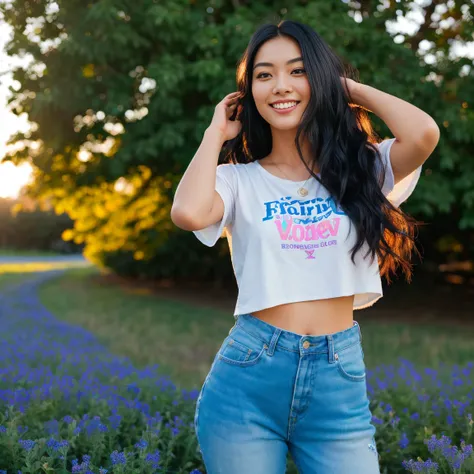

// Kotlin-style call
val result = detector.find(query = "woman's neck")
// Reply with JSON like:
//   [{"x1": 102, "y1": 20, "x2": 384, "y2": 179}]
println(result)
[{"x1": 265, "y1": 130, "x2": 318, "y2": 172}]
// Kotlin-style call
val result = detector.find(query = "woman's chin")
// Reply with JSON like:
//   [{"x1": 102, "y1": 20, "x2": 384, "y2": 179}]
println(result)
[{"x1": 268, "y1": 120, "x2": 302, "y2": 132}]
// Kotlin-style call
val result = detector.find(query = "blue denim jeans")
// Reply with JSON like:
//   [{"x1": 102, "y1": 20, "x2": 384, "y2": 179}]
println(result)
[{"x1": 194, "y1": 313, "x2": 380, "y2": 473}]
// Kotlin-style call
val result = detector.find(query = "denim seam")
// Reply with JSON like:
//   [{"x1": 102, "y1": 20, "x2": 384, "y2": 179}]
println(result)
[
  {"x1": 226, "y1": 338, "x2": 253, "y2": 361},
  {"x1": 335, "y1": 344, "x2": 366, "y2": 381},
  {"x1": 194, "y1": 354, "x2": 220, "y2": 456},
  {"x1": 336, "y1": 362, "x2": 367, "y2": 382},
  {"x1": 287, "y1": 355, "x2": 304, "y2": 441},
  {"x1": 218, "y1": 345, "x2": 266, "y2": 367},
  {"x1": 334, "y1": 340, "x2": 363, "y2": 355},
  {"x1": 236, "y1": 323, "x2": 360, "y2": 355},
  {"x1": 290, "y1": 360, "x2": 314, "y2": 427},
  {"x1": 236, "y1": 324, "x2": 295, "y2": 353}
]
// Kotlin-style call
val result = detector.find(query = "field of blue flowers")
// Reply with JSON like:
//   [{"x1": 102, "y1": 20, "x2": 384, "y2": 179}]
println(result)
[{"x1": 0, "y1": 269, "x2": 472, "y2": 473}]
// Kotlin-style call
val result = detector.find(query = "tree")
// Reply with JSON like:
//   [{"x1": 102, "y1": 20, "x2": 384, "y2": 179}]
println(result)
[{"x1": 1, "y1": 0, "x2": 473, "y2": 278}]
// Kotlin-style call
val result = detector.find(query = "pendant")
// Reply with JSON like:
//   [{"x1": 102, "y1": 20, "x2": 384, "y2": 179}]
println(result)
[{"x1": 298, "y1": 187, "x2": 308, "y2": 197}]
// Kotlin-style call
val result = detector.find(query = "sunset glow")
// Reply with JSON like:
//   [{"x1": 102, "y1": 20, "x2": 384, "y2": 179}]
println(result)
[{"x1": 0, "y1": 161, "x2": 32, "y2": 199}]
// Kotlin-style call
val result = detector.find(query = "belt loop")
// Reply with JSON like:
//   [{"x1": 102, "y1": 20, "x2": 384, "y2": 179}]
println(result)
[
  {"x1": 327, "y1": 334, "x2": 335, "y2": 364},
  {"x1": 266, "y1": 327, "x2": 281, "y2": 357},
  {"x1": 355, "y1": 320, "x2": 362, "y2": 343}
]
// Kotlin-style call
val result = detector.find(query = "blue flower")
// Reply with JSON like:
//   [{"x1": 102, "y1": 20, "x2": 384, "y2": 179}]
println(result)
[
  {"x1": 371, "y1": 415, "x2": 383, "y2": 425},
  {"x1": 135, "y1": 438, "x2": 148, "y2": 450},
  {"x1": 402, "y1": 458, "x2": 439, "y2": 472},
  {"x1": 399, "y1": 432, "x2": 409, "y2": 449},
  {"x1": 145, "y1": 450, "x2": 161, "y2": 469},
  {"x1": 46, "y1": 437, "x2": 60, "y2": 450},
  {"x1": 110, "y1": 450, "x2": 127, "y2": 466},
  {"x1": 18, "y1": 439, "x2": 36, "y2": 451},
  {"x1": 425, "y1": 434, "x2": 452, "y2": 454}
]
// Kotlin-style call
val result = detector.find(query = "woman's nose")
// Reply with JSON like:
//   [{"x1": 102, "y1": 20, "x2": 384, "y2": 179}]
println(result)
[{"x1": 273, "y1": 76, "x2": 293, "y2": 94}]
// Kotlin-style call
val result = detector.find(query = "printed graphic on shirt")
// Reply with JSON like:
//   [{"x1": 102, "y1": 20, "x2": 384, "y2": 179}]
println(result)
[{"x1": 262, "y1": 195, "x2": 346, "y2": 258}]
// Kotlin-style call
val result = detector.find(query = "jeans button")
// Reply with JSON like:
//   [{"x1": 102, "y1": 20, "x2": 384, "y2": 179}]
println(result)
[{"x1": 303, "y1": 341, "x2": 310, "y2": 349}]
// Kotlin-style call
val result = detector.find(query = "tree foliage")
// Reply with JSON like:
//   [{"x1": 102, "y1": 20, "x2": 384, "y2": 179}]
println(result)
[
  {"x1": 0, "y1": 198, "x2": 78, "y2": 252},
  {"x1": 1, "y1": 0, "x2": 473, "y2": 276}
]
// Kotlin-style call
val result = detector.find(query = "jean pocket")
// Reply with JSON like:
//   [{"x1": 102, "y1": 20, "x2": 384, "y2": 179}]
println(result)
[
  {"x1": 335, "y1": 341, "x2": 366, "y2": 382},
  {"x1": 218, "y1": 327, "x2": 267, "y2": 367}
]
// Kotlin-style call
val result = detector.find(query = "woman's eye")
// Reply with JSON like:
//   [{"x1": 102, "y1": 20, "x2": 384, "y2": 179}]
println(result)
[{"x1": 256, "y1": 68, "x2": 306, "y2": 79}]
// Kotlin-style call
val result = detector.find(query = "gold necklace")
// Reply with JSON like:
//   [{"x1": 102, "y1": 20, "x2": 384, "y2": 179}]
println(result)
[{"x1": 269, "y1": 161, "x2": 314, "y2": 197}]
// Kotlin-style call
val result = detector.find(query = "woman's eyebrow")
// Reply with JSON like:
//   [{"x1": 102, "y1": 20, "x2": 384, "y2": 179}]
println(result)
[{"x1": 253, "y1": 56, "x2": 303, "y2": 70}]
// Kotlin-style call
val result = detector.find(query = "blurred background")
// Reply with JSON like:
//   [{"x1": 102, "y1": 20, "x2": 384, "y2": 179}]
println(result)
[
  {"x1": 0, "y1": 0, "x2": 473, "y2": 388},
  {"x1": 0, "y1": 2, "x2": 473, "y2": 472}
]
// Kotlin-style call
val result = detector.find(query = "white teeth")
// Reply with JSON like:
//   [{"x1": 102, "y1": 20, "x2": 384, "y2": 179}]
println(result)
[{"x1": 271, "y1": 102, "x2": 298, "y2": 109}]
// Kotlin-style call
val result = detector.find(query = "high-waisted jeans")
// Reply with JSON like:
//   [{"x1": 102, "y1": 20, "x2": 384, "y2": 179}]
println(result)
[{"x1": 194, "y1": 313, "x2": 380, "y2": 473}]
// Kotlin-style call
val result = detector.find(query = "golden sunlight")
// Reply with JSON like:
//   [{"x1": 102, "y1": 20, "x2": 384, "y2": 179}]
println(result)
[
  {"x1": 0, "y1": 161, "x2": 32, "y2": 199},
  {"x1": 0, "y1": 22, "x2": 33, "y2": 199}
]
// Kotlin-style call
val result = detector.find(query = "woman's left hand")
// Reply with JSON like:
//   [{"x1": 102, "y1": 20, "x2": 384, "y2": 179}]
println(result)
[{"x1": 340, "y1": 77, "x2": 361, "y2": 100}]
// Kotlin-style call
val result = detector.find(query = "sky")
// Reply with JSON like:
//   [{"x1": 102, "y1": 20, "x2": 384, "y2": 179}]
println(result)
[
  {"x1": 0, "y1": 1, "x2": 473, "y2": 198},
  {"x1": 0, "y1": 18, "x2": 32, "y2": 198}
]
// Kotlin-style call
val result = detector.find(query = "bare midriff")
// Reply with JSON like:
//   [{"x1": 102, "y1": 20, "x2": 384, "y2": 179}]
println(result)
[{"x1": 250, "y1": 295, "x2": 355, "y2": 336}]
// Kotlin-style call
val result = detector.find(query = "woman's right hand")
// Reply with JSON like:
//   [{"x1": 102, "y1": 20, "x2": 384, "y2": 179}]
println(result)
[{"x1": 208, "y1": 91, "x2": 243, "y2": 142}]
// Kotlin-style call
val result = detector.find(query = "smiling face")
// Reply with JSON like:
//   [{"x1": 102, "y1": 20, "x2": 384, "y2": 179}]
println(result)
[{"x1": 251, "y1": 36, "x2": 310, "y2": 132}]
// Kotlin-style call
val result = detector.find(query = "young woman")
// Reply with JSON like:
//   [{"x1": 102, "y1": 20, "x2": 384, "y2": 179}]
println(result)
[{"x1": 171, "y1": 20, "x2": 439, "y2": 474}]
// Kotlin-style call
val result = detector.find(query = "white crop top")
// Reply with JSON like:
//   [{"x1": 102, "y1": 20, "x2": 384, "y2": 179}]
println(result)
[{"x1": 193, "y1": 138, "x2": 422, "y2": 318}]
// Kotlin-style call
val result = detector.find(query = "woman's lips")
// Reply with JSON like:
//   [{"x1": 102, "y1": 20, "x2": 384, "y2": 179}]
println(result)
[{"x1": 269, "y1": 102, "x2": 300, "y2": 114}]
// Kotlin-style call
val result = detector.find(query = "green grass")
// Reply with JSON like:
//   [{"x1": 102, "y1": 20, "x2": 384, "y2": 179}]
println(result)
[
  {"x1": 38, "y1": 268, "x2": 474, "y2": 393},
  {"x1": 39, "y1": 267, "x2": 235, "y2": 392}
]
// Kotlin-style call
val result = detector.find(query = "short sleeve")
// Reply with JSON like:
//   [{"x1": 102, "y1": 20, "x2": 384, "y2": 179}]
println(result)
[
  {"x1": 375, "y1": 137, "x2": 422, "y2": 207},
  {"x1": 192, "y1": 163, "x2": 237, "y2": 247}
]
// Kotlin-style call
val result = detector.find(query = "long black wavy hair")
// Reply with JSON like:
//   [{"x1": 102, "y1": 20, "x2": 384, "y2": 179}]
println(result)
[{"x1": 221, "y1": 19, "x2": 422, "y2": 284}]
